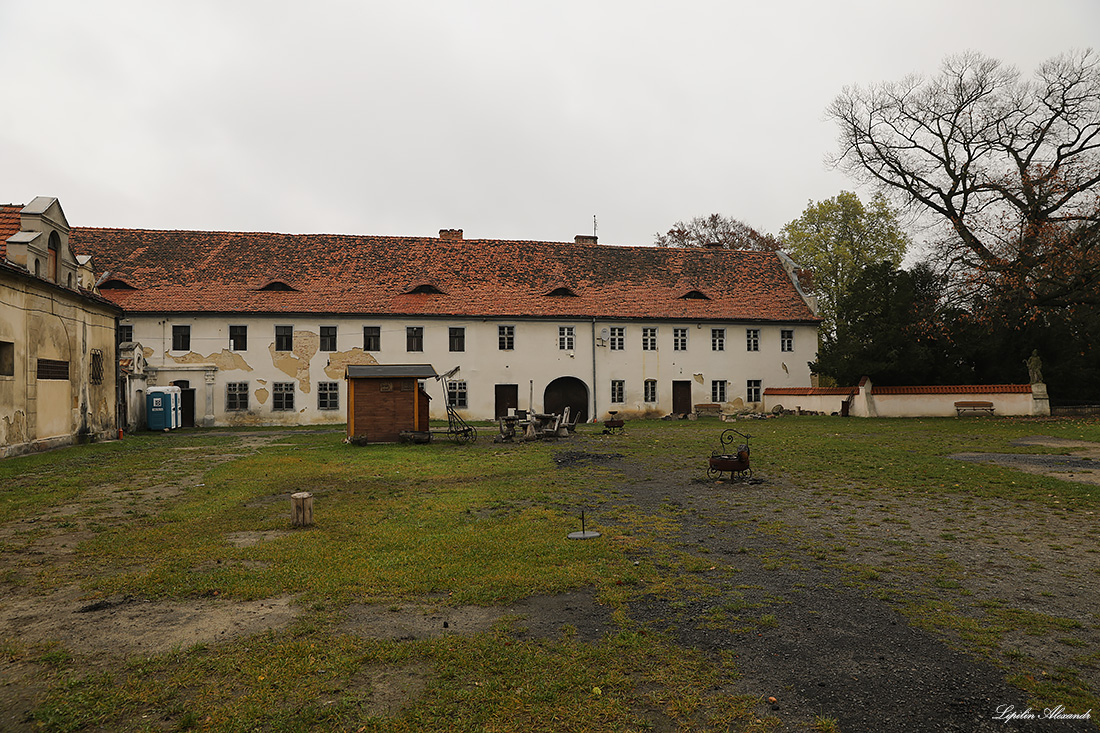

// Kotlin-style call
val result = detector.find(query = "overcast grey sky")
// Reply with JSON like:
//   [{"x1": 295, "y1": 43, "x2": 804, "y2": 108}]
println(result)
[{"x1": 2, "y1": 1, "x2": 1098, "y2": 247}]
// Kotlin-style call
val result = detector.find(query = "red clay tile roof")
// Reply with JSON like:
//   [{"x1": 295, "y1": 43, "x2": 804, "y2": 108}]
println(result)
[
  {"x1": 764, "y1": 387, "x2": 856, "y2": 396},
  {"x1": 869, "y1": 384, "x2": 1031, "y2": 395},
  {"x1": 1, "y1": 204, "x2": 23, "y2": 260},
  {"x1": 70, "y1": 228, "x2": 820, "y2": 322}
]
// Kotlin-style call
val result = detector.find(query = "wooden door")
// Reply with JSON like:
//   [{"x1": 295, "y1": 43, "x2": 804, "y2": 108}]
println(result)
[
  {"x1": 495, "y1": 384, "x2": 519, "y2": 418},
  {"x1": 672, "y1": 380, "x2": 692, "y2": 415}
]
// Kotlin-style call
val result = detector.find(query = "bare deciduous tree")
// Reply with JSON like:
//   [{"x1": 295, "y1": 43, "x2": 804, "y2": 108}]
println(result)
[
  {"x1": 654, "y1": 214, "x2": 780, "y2": 251},
  {"x1": 828, "y1": 50, "x2": 1100, "y2": 308}
]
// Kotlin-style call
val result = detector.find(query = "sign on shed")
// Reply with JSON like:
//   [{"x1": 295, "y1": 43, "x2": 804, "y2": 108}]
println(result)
[{"x1": 345, "y1": 364, "x2": 436, "y2": 443}]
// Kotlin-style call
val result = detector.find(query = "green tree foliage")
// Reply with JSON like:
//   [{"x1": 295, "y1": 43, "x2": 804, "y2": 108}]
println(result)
[
  {"x1": 780, "y1": 191, "x2": 910, "y2": 336},
  {"x1": 828, "y1": 50, "x2": 1100, "y2": 310},
  {"x1": 654, "y1": 214, "x2": 780, "y2": 250}
]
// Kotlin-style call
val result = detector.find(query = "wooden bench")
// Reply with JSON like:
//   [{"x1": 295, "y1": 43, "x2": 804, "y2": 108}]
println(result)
[{"x1": 955, "y1": 401, "x2": 994, "y2": 416}]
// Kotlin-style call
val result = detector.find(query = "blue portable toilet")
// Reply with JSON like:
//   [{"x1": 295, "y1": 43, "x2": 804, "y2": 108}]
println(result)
[{"x1": 147, "y1": 386, "x2": 182, "y2": 431}]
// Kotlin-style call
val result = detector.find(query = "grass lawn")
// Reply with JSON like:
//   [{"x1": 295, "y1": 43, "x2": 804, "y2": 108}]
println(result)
[{"x1": 1, "y1": 416, "x2": 1098, "y2": 731}]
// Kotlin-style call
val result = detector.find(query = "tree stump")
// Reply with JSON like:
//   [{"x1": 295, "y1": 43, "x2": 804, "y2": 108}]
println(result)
[{"x1": 291, "y1": 492, "x2": 314, "y2": 527}]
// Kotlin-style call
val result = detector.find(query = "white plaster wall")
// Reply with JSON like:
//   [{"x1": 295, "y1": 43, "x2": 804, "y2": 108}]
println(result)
[{"x1": 123, "y1": 315, "x2": 818, "y2": 426}]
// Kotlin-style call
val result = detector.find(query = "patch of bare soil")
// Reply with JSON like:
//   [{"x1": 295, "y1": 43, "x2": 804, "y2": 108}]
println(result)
[
  {"x1": 562, "y1": 436, "x2": 1100, "y2": 732},
  {"x1": 949, "y1": 436, "x2": 1100, "y2": 485}
]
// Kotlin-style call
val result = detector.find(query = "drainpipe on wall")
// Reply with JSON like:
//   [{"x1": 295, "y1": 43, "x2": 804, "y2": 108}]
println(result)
[{"x1": 591, "y1": 318, "x2": 598, "y2": 422}]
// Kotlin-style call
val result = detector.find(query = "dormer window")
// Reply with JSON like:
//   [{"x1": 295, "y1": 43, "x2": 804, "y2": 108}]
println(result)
[
  {"x1": 100, "y1": 279, "x2": 137, "y2": 290},
  {"x1": 406, "y1": 283, "x2": 444, "y2": 295},
  {"x1": 545, "y1": 286, "x2": 578, "y2": 297},
  {"x1": 258, "y1": 281, "x2": 298, "y2": 292},
  {"x1": 680, "y1": 290, "x2": 710, "y2": 300}
]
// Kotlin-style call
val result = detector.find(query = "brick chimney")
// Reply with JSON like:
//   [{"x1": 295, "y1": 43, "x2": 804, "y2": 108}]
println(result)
[
  {"x1": 439, "y1": 229, "x2": 463, "y2": 241},
  {"x1": 574, "y1": 234, "x2": 598, "y2": 245}
]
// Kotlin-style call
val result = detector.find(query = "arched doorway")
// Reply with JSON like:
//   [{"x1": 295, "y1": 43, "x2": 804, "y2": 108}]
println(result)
[{"x1": 544, "y1": 377, "x2": 589, "y2": 423}]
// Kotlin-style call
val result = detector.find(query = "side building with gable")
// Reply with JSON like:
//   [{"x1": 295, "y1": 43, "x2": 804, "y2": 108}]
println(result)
[
  {"x1": 71, "y1": 225, "x2": 820, "y2": 428},
  {"x1": 1, "y1": 198, "x2": 122, "y2": 456}
]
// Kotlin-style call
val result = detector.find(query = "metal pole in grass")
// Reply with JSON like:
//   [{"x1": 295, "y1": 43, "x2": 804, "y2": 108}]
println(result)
[{"x1": 567, "y1": 509, "x2": 600, "y2": 540}]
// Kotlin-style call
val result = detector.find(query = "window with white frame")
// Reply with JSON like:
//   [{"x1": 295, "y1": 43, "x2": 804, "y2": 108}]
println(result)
[
  {"x1": 609, "y1": 326, "x2": 624, "y2": 351},
  {"x1": 275, "y1": 325, "x2": 293, "y2": 352},
  {"x1": 498, "y1": 325, "x2": 514, "y2": 350},
  {"x1": 747, "y1": 379, "x2": 762, "y2": 403},
  {"x1": 273, "y1": 382, "x2": 295, "y2": 411},
  {"x1": 746, "y1": 328, "x2": 760, "y2": 351},
  {"x1": 711, "y1": 328, "x2": 725, "y2": 351},
  {"x1": 781, "y1": 329, "x2": 794, "y2": 352},
  {"x1": 644, "y1": 379, "x2": 657, "y2": 403},
  {"x1": 320, "y1": 325, "x2": 337, "y2": 351},
  {"x1": 610, "y1": 379, "x2": 625, "y2": 403},
  {"x1": 226, "y1": 382, "x2": 249, "y2": 411},
  {"x1": 673, "y1": 327, "x2": 687, "y2": 351},
  {"x1": 558, "y1": 326, "x2": 575, "y2": 350},
  {"x1": 447, "y1": 379, "x2": 468, "y2": 408},
  {"x1": 318, "y1": 381, "x2": 339, "y2": 410},
  {"x1": 711, "y1": 379, "x2": 727, "y2": 403},
  {"x1": 642, "y1": 327, "x2": 658, "y2": 351}
]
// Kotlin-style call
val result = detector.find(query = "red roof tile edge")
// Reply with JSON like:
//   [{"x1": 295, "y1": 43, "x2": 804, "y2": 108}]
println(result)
[{"x1": 766, "y1": 384, "x2": 1032, "y2": 396}]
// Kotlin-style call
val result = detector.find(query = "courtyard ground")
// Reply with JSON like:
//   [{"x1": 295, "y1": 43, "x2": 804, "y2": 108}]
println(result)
[{"x1": 0, "y1": 417, "x2": 1097, "y2": 731}]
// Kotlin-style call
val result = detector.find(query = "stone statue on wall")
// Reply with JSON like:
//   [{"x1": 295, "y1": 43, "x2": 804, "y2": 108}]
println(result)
[{"x1": 1025, "y1": 350, "x2": 1044, "y2": 385}]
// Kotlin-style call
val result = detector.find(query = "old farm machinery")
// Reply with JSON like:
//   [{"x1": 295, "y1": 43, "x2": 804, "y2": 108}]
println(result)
[{"x1": 434, "y1": 367, "x2": 477, "y2": 444}]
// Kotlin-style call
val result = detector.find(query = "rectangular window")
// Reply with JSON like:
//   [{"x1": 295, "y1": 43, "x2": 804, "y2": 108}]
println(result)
[
  {"x1": 229, "y1": 325, "x2": 247, "y2": 351},
  {"x1": 642, "y1": 327, "x2": 658, "y2": 351},
  {"x1": 746, "y1": 328, "x2": 760, "y2": 352},
  {"x1": 673, "y1": 327, "x2": 687, "y2": 351},
  {"x1": 558, "y1": 326, "x2": 575, "y2": 350},
  {"x1": 447, "y1": 379, "x2": 468, "y2": 408},
  {"x1": 273, "y1": 382, "x2": 295, "y2": 411},
  {"x1": 406, "y1": 326, "x2": 424, "y2": 352},
  {"x1": 781, "y1": 329, "x2": 794, "y2": 352},
  {"x1": 320, "y1": 326, "x2": 337, "y2": 352},
  {"x1": 363, "y1": 326, "x2": 381, "y2": 351},
  {"x1": 711, "y1": 379, "x2": 727, "y2": 403},
  {"x1": 118, "y1": 324, "x2": 133, "y2": 344},
  {"x1": 90, "y1": 349, "x2": 104, "y2": 385},
  {"x1": 498, "y1": 325, "x2": 514, "y2": 350},
  {"x1": 172, "y1": 324, "x2": 190, "y2": 351},
  {"x1": 610, "y1": 379, "x2": 625, "y2": 403},
  {"x1": 609, "y1": 326, "x2": 625, "y2": 351},
  {"x1": 36, "y1": 358, "x2": 70, "y2": 380},
  {"x1": 711, "y1": 328, "x2": 725, "y2": 351},
  {"x1": 747, "y1": 379, "x2": 762, "y2": 403},
  {"x1": 275, "y1": 325, "x2": 293, "y2": 352},
  {"x1": 226, "y1": 382, "x2": 249, "y2": 411},
  {"x1": 0, "y1": 340, "x2": 13, "y2": 376},
  {"x1": 449, "y1": 327, "x2": 465, "y2": 352},
  {"x1": 318, "y1": 381, "x2": 339, "y2": 410},
  {"x1": 644, "y1": 379, "x2": 657, "y2": 403}
]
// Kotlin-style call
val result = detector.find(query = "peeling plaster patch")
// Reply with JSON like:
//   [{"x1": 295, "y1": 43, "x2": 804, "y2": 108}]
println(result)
[
  {"x1": 255, "y1": 388, "x2": 270, "y2": 404},
  {"x1": 693, "y1": 373, "x2": 704, "y2": 384},
  {"x1": 324, "y1": 348, "x2": 379, "y2": 380},
  {"x1": 269, "y1": 331, "x2": 318, "y2": 393},
  {"x1": 3, "y1": 410, "x2": 28, "y2": 445},
  {"x1": 167, "y1": 349, "x2": 253, "y2": 372},
  {"x1": 142, "y1": 347, "x2": 154, "y2": 358}
]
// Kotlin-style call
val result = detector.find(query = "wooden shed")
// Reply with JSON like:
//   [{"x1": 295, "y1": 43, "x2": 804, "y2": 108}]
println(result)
[{"x1": 345, "y1": 364, "x2": 436, "y2": 443}]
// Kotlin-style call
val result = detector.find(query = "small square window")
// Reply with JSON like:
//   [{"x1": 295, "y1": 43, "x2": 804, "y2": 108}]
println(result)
[
  {"x1": 364, "y1": 326, "x2": 381, "y2": 351},
  {"x1": 406, "y1": 326, "x2": 424, "y2": 352},
  {"x1": 747, "y1": 379, "x2": 762, "y2": 403},
  {"x1": 673, "y1": 328, "x2": 687, "y2": 351},
  {"x1": 0, "y1": 340, "x2": 13, "y2": 377},
  {"x1": 118, "y1": 324, "x2": 133, "y2": 344},
  {"x1": 226, "y1": 382, "x2": 249, "y2": 411},
  {"x1": 275, "y1": 325, "x2": 293, "y2": 352},
  {"x1": 746, "y1": 328, "x2": 760, "y2": 352},
  {"x1": 642, "y1": 327, "x2": 658, "y2": 351},
  {"x1": 711, "y1": 328, "x2": 725, "y2": 351},
  {"x1": 229, "y1": 325, "x2": 247, "y2": 351},
  {"x1": 610, "y1": 379, "x2": 625, "y2": 403},
  {"x1": 37, "y1": 358, "x2": 70, "y2": 380},
  {"x1": 498, "y1": 325, "x2": 514, "y2": 350},
  {"x1": 318, "y1": 381, "x2": 339, "y2": 410},
  {"x1": 449, "y1": 327, "x2": 465, "y2": 352},
  {"x1": 711, "y1": 379, "x2": 727, "y2": 403},
  {"x1": 781, "y1": 329, "x2": 794, "y2": 352},
  {"x1": 273, "y1": 382, "x2": 295, "y2": 411},
  {"x1": 609, "y1": 327, "x2": 624, "y2": 351},
  {"x1": 644, "y1": 379, "x2": 657, "y2": 403},
  {"x1": 558, "y1": 326, "x2": 575, "y2": 350},
  {"x1": 320, "y1": 326, "x2": 337, "y2": 352},
  {"x1": 172, "y1": 325, "x2": 191, "y2": 351}
]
